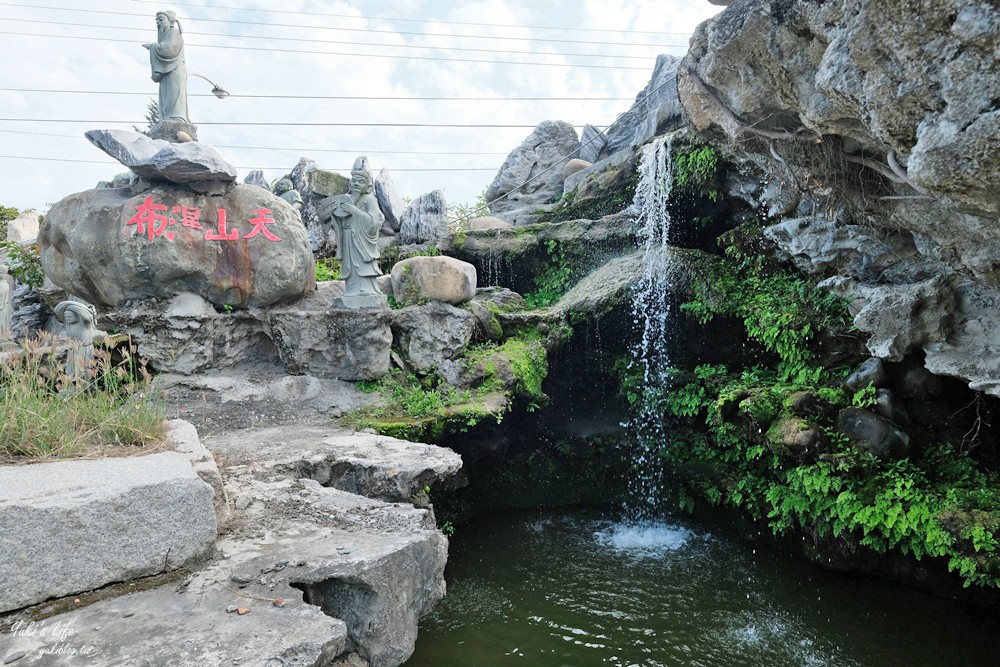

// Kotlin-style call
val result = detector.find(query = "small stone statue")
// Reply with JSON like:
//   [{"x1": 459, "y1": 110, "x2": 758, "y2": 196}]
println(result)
[
  {"x1": 328, "y1": 157, "x2": 386, "y2": 308},
  {"x1": 274, "y1": 178, "x2": 303, "y2": 211},
  {"x1": 0, "y1": 265, "x2": 11, "y2": 340},
  {"x1": 143, "y1": 10, "x2": 188, "y2": 123},
  {"x1": 55, "y1": 301, "x2": 109, "y2": 379}
]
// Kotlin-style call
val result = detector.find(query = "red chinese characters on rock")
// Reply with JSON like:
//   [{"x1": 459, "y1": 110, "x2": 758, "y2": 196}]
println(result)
[{"x1": 124, "y1": 197, "x2": 282, "y2": 243}]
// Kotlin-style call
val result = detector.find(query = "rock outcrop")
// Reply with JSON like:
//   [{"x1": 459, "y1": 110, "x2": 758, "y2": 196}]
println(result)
[
  {"x1": 399, "y1": 190, "x2": 449, "y2": 246},
  {"x1": 485, "y1": 120, "x2": 581, "y2": 222},
  {"x1": 680, "y1": 0, "x2": 1000, "y2": 396}
]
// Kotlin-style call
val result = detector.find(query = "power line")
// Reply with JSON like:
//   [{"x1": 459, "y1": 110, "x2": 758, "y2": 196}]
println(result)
[
  {"x1": 0, "y1": 119, "x2": 583, "y2": 128},
  {"x1": 2, "y1": 17, "x2": 681, "y2": 60},
  {"x1": 0, "y1": 88, "x2": 636, "y2": 102},
  {"x1": 0, "y1": 128, "x2": 513, "y2": 156},
  {"x1": 0, "y1": 31, "x2": 658, "y2": 70},
  {"x1": 129, "y1": 0, "x2": 693, "y2": 37},
  {"x1": 0, "y1": 155, "x2": 499, "y2": 171},
  {"x1": 0, "y1": 3, "x2": 682, "y2": 49}
]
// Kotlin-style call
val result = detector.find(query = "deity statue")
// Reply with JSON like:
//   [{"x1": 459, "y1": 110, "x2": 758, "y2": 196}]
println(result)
[
  {"x1": 274, "y1": 178, "x2": 303, "y2": 211},
  {"x1": 55, "y1": 301, "x2": 108, "y2": 379},
  {"x1": 143, "y1": 10, "x2": 188, "y2": 123},
  {"x1": 327, "y1": 157, "x2": 385, "y2": 307},
  {"x1": 0, "y1": 265, "x2": 11, "y2": 340}
]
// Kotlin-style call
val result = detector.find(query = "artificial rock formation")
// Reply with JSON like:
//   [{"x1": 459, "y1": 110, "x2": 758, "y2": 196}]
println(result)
[
  {"x1": 680, "y1": 0, "x2": 1000, "y2": 396},
  {"x1": 399, "y1": 190, "x2": 449, "y2": 246}
]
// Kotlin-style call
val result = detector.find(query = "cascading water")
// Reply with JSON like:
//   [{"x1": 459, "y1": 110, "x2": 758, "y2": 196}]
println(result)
[{"x1": 624, "y1": 134, "x2": 676, "y2": 524}]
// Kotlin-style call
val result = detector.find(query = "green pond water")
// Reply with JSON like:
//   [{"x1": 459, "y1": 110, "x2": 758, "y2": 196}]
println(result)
[{"x1": 406, "y1": 507, "x2": 999, "y2": 667}]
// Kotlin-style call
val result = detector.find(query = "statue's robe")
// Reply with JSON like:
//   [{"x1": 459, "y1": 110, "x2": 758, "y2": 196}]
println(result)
[{"x1": 150, "y1": 26, "x2": 188, "y2": 122}]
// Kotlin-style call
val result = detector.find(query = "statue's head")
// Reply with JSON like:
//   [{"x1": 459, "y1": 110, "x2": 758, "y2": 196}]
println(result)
[
  {"x1": 54, "y1": 301, "x2": 105, "y2": 342},
  {"x1": 275, "y1": 178, "x2": 293, "y2": 194},
  {"x1": 349, "y1": 157, "x2": 372, "y2": 196},
  {"x1": 155, "y1": 10, "x2": 178, "y2": 32},
  {"x1": 0, "y1": 264, "x2": 7, "y2": 277}
]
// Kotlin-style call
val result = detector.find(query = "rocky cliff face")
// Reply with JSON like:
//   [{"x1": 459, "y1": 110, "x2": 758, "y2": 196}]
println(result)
[{"x1": 680, "y1": 0, "x2": 1000, "y2": 395}]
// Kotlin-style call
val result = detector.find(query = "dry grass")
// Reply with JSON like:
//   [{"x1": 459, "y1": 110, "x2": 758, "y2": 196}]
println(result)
[{"x1": 0, "y1": 332, "x2": 166, "y2": 462}]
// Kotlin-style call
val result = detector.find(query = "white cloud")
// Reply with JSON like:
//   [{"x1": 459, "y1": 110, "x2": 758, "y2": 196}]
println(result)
[{"x1": 0, "y1": 0, "x2": 722, "y2": 212}]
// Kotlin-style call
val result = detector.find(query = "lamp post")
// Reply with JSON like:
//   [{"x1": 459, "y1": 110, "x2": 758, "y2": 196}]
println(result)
[{"x1": 188, "y1": 71, "x2": 230, "y2": 99}]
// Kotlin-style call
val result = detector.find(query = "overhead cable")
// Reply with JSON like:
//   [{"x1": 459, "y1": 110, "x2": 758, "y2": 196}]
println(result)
[
  {"x1": 0, "y1": 155, "x2": 498, "y2": 171},
  {"x1": 0, "y1": 89, "x2": 635, "y2": 102},
  {"x1": 1, "y1": 17, "x2": 682, "y2": 59},
  {"x1": 0, "y1": 31, "x2": 658, "y2": 70},
  {"x1": 0, "y1": 3, "x2": 682, "y2": 49},
  {"x1": 128, "y1": 0, "x2": 693, "y2": 36}
]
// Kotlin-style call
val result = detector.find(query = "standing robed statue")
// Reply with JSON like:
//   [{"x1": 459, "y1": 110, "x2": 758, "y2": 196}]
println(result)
[{"x1": 143, "y1": 10, "x2": 188, "y2": 123}]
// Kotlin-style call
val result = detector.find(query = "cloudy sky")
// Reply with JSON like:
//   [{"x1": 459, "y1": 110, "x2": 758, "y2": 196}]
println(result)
[{"x1": 0, "y1": 0, "x2": 722, "y2": 213}]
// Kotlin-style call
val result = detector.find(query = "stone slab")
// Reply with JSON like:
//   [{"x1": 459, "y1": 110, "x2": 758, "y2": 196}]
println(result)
[
  {"x1": 1, "y1": 463, "x2": 454, "y2": 667},
  {"x1": 202, "y1": 425, "x2": 463, "y2": 503},
  {"x1": 0, "y1": 452, "x2": 217, "y2": 613}
]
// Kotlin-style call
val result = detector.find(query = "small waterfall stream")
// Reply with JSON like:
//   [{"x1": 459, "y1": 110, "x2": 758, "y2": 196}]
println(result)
[{"x1": 626, "y1": 134, "x2": 677, "y2": 520}]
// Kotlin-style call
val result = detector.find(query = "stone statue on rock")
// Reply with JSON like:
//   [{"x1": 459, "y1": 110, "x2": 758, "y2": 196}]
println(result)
[
  {"x1": 144, "y1": 11, "x2": 187, "y2": 123},
  {"x1": 274, "y1": 178, "x2": 303, "y2": 211},
  {"x1": 325, "y1": 157, "x2": 386, "y2": 309},
  {"x1": 0, "y1": 265, "x2": 11, "y2": 340},
  {"x1": 55, "y1": 300, "x2": 108, "y2": 380}
]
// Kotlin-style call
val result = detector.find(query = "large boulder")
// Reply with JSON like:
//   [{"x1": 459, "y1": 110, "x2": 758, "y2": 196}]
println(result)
[
  {"x1": 390, "y1": 256, "x2": 477, "y2": 306},
  {"x1": 39, "y1": 183, "x2": 315, "y2": 309},
  {"x1": 399, "y1": 190, "x2": 449, "y2": 245},
  {"x1": 485, "y1": 120, "x2": 581, "y2": 219}
]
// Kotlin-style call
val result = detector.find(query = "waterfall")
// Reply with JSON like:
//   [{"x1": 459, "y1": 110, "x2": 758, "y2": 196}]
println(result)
[{"x1": 626, "y1": 134, "x2": 675, "y2": 519}]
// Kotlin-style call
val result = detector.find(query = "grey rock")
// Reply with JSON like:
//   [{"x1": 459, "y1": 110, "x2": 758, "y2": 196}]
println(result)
[
  {"x1": 486, "y1": 120, "x2": 580, "y2": 217},
  {"x1": 578, "y1": 124, "x2": 607, "y2": 164},
  {"x1": 39, "y1": 183, "x2": 315, "y2": 310},
  {"x1": 766, "y1": 417, "x2": 828, "y2": 463},
  {"x1": 309, "y1": 169, "x2": 349, "y2": 198},
  {"x1": 289, "y1": 157, "x2": 318, "y2": 196},
  {"x1": 266, "y1": 307, "x2": 392, "y2": 382},
  {"x1": 600, "y1": 55, "x2": 682, "y2": 159},
  {"x1": 86, "y1": 129, "x2": 236, "y2": 184},
  {"x1": 390, "y1": 256, "x2": 477, "y2": 306},
  {"x1": 473, "y1": 287, "x2": 526, "y2": 310},
  {"x1": 844, "y1": 357, "x2": 887, "y2": 392},
  {"x1": 391, "y1": 301, "x2": 477, "y2": 371},
  {"x1": 466, "y1": 299, "x2": 503, "y2": 341},
  {"x1": 399, "y1": 190, "x2": 449, "y2": 245},
  {"x1": 208, "y1": 426, "x2": 463, "y2": 503},
  {"x1": 875, "y1": 388, "x2": 911, "y2": 426},
  {"x1": 0, "y1": 452, "x2": 216, "y2": 613},
  {"x1": 837, "y1": 407, "x2": 911, "y2": 460},
  {"x1": 166, "y1": 419, "x2": 232, "y2": 530},
  {"x1": 467, "y1": 216, "x2": 513, "y2": 231},
  {"x1": 243, "y1": 169, "x2": 271, "y2": 191},
  {"x1": 147, "y1": 119, "x2": 199, "y2": 143},
  {"x1": 895, "y1": 365, "x2": 945, "y2": 401},
  {"x1": 563, "y1": 158, "x2": 592, "y2": 179},
  {"x1": 5, "y1": 210, "x2": 39, "y2": 242},
  {"x1": 374, "y1": 168, "x2": 406, "y2": 233}
]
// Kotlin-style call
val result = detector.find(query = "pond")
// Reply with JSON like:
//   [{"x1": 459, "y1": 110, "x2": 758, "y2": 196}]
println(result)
[{"x1": 406, "y1": 507, "x2": 999, "y2": 667}]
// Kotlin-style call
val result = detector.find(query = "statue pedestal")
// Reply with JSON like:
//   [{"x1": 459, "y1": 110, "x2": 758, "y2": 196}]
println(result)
[
  {"x1": 331, "y1": 294, "x2": 388, "y2": 310},
  {"x1": 149, "y1": 120, "x2": 200, "y2": 143}
]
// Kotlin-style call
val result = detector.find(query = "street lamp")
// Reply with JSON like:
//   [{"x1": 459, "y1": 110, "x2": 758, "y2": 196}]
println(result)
[{"x1": 188, "y1": 71, "x2": 230, "y2": 98}]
